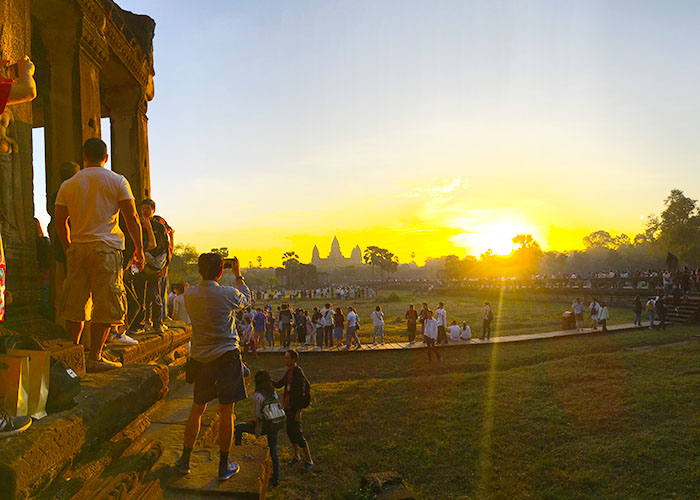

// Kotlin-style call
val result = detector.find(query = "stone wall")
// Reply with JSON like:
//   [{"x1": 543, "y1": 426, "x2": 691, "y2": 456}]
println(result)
[{"x1": 0, "y1": 0, "x2": 41, "y2": 324}]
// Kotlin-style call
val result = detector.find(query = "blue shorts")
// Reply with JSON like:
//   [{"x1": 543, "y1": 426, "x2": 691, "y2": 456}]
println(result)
[{"x1": 193, "y1": 349, "x2": 247, "y2": 405}]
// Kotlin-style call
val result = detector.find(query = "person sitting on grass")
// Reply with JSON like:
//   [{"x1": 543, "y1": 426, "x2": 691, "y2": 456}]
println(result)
[
  {"x1": 447, "y1": 319, "x2": 462, "y2": 341},
  {"x1": 273, "y1": 349, "x2": 315, "y2": 473},
  {"x1": 461, "y1": 321, "x2": 472, "y2": 340},
  {"x1": 174, "y1": 254, "x2": 251, "y2": 481},
  {"x1": 234, "y1": 370, "x2": 282, "y2": 488},
  {"x1": 423, "y1": 309, "x2": 441, "y2": 362}
]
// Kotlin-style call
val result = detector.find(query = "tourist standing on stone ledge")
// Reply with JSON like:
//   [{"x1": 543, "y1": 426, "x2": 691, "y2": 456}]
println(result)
[
  {"x1": 127, "y1": 199, "x2": 168, "y2": 337},
  {"x1": 175, "y1": 253, "x2": 251, "y2": 481},
  {"x1": 55, "y1": 138, "x2": 145, "y2": 372}
]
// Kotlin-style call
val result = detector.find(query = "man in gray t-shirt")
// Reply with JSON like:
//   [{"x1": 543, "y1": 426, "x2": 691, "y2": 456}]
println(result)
[{"x1": 175, "y1": 253, "x2": 251, "y2": 481}]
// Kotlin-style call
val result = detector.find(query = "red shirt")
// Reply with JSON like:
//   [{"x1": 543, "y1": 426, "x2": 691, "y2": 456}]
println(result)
[
  {"x1": 406, "y1": 309, "x2": 417, "y2": 325},
  {"x1": 0, "y1": 80, "x2": 12, "y2": 115}
]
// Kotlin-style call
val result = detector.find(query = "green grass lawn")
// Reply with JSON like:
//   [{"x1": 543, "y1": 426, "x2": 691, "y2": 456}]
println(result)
[
  {"x1": 266, "y1": 290, "x2": 634, "y2": 344},
  {"x1": 234, "y1": 325, "x2": 700, "y2": 499}
]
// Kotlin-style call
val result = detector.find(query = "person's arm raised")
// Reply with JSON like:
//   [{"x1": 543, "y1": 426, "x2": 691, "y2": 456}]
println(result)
[
  {"x1": 141, "y1": 215, "x2": 156, "y2": 251},
  {"x1": 7, "y1": 57, "x2": 37, "y2": 105},
  {"x1": 119, "y1": 199, "x2": 145, "y2": 271}
]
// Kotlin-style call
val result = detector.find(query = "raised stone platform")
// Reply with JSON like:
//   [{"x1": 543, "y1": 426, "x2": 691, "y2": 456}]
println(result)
[
  {"x1": 0, "y1": 364, "x2": 168, "y2": 500},
  {"x1": 105, "y1": 321, "x2": 191, "y2": 365}
]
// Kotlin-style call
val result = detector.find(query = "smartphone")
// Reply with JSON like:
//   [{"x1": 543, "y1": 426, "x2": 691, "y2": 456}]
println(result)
[{"x1": 223, "y1": 258, "x2": 235, "y2": 269}]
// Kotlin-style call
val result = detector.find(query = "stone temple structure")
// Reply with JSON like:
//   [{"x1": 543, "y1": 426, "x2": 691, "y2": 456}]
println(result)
[
  {"x1": 1, "y1": 0, "x2": 155, "y2": 323},
  {"x1": 311, "y1": 236, "x2": 362, "y2": 269}
]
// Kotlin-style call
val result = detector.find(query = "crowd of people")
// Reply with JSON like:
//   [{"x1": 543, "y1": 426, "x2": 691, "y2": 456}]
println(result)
[
  {"x1": 219, "y1": 300, "x2": 493, "y2": 360},
  {"x1": 251, "y1": 286, "x2": 378, "y2": 302}
]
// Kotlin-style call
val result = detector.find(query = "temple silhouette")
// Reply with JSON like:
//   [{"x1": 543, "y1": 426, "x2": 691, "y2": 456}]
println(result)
[{"x1": 311, "y1": 236, "x2": 362, "y2": 269}]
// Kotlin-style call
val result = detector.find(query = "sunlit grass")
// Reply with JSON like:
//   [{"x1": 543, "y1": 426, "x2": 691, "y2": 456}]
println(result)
[{"x1": 236, "y1": 326, "x2": 700, "y2": 499}]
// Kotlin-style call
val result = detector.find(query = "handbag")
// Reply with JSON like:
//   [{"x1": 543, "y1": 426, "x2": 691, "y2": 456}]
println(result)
[
  {"x1": 0, "y1": 355, "x2": 29, "y2": 416},
  {"x1": 7, "y1": 348, "x2": 50, "y2": 419}
]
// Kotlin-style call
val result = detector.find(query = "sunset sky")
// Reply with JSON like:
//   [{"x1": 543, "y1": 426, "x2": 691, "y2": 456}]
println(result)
[{"x1": 34, "y1": 1, "x2": 700, "y2": 266}]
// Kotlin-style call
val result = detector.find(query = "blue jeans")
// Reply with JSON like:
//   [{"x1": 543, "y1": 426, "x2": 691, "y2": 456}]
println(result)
[
  {"x1": 160, "y1": 275, "x2": 169, "y2": 320},
  {"x1": 634, "y1": 312, "x2": 641, "y2": 326},
  {"x1": 373, "y1": 325, "x2": 384, "y2": 343},
  {"x1": 647, "y1": 310, "x2": 655, "y2": 327},
  {"x1": 130, "y1": 271, "x2": 162, "y2": 332},
  {"x1": 234, "y1": 422, "x2": 279, "y2": 483},
  {"x1": 346, "y1": 325, "x2": 360, "y2": 347}
]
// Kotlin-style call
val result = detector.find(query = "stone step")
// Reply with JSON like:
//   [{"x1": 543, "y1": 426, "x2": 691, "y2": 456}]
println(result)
[
  {"x1": 37, "y1": 402, "x2": 164, "y2": 500},
  {"x1": 164, "y1": 446, "x2": 270, "y2": 499},
  {"x1": 0, "y1": 364, "x2": 169, "y2": 500},
  {"x1": 65, "y1": 437, "x2": 164, "y2": 500},
  {"x1": 105, "y1": 322, "x2": 191, "y2": 366}
]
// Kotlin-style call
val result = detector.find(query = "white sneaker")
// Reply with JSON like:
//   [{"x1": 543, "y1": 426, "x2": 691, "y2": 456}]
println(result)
[{"x1": 108, "y1": 333, "x2": 139, "y2": 345}]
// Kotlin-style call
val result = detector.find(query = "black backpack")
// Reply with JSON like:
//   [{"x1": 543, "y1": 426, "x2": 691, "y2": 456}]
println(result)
[{"x1": 300, "y1": 370, "x2": 311, "y2": 409}]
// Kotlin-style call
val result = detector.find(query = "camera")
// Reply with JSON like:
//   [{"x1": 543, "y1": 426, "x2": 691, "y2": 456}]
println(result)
[{"x1": 223, "y1": 258, "x2": 235, "y2": 269}]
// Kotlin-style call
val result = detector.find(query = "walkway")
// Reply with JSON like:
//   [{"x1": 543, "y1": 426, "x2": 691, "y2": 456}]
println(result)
[{"x1": 257, "y1": 323, "x2": 642, "y2": 354}]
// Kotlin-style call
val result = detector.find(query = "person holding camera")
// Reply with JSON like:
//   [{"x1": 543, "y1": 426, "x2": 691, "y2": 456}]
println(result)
[{"x1": 174, "y1": 253, "x2": 251, "y2": 481}]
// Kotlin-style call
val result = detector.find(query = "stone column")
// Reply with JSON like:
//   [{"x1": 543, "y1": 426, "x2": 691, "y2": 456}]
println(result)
[
  {"x1": 104, "y1": 86, "x2": 151, "y2": 203},
  {"x1": 0, "y1": 0, "x2": 40, "y2": 324},
  {"x1": 37, "y1": 1, "x2": 107, "y2": 199},
  {"x1": 33, "y1": 0, "x2": 107, "y2": 322}
]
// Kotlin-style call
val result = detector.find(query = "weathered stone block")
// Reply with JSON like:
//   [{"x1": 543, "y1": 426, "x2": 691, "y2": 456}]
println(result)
[
  {"x1": 377, "y1": 484, "x2": 416, "y2": 500},
  {"x1": 166, "y1": 446, "x2": 270, "y2": 499},
  {"x1": 363, "y1": 471, "x2": 404, "y2": 493},
  {"x1": 0, "y1": 364, "x2": 168, "y2": 500}
]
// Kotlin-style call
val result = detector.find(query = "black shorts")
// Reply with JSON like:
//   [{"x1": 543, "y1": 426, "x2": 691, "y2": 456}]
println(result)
[{"x1": 193, "y1": 349, "x2": 247, "y2": 405}]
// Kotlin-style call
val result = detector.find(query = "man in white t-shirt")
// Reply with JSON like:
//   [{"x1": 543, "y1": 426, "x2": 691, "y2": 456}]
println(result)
[
  {"x1": 345, "y1": 306, "x2": 361, "y2": 349},
  {"x1": 435, "y1": 302, "x2": 447, "y2": 344},
  {"x1": 447, "y1": 320, "x2": 461, "y2": 341},
  {"x1": 55, "y1": 138, "x2": 145, "y2": 372},
  {"x1": 320, "y1": 303, "x2": 333, "y2": 348}
]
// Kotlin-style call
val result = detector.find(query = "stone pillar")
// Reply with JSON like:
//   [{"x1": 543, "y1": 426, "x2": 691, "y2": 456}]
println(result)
[
  {"x1": 105, "y1": 86, "x2": 151, "y2": 203},
  {"x1": 35, "y1": 0, "x2": 107, "y2": 199},
  {"x1": 33, "y1": 0, "x2": 107, "y2": 322},
  {"x1": 0, "y1": 0, "x2": 40, "y2": 324}
]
